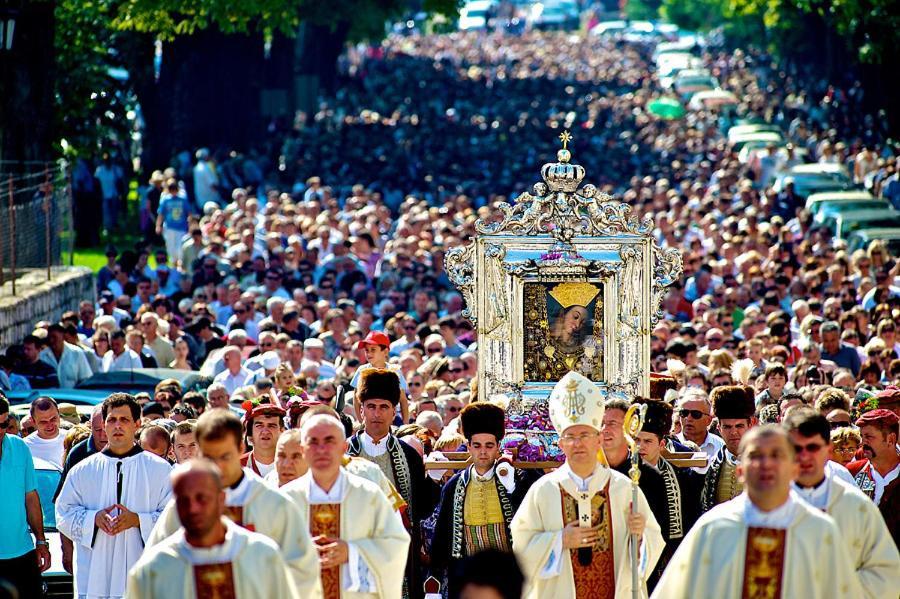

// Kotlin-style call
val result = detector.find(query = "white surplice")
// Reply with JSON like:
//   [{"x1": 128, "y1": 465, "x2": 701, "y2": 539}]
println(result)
[
  {"x1": 147, "y1": 468, "x2": 320, "y2": 598},
  {"x1": 127, "y1": 517, "x2": 299, "y2": 599},
  {"x1": 510, "y1": 462, "x2": 665, "y2": 599},
  {"x1": 56, "y1": 448, "x2": 172, "y2": 599},
  {"x1": 282, "y1": 468, "x2": 411, "y2": 599},
  {"x1": 795, "y1": 476, "x2": 900, "y2": 599},
  {"x1": 650, "y1": 491, "x2": 863, "y2": 599}
]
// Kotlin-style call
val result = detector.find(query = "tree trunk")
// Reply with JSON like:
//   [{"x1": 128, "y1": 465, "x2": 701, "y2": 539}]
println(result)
[
  {"x1": 293, "y1": 21, "x2": 350, "y2": 116},
  {"x1": 149, "y1": 27, "x2": 266, "y2": 168},
  {"x1": 0, "y1": 0, "x2": 55, "y2": 171}
]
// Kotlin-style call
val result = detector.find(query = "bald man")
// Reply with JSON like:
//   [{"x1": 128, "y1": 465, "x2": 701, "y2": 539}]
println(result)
[{"x1": 127, "y1": 460, "x2": 298, "y2": 598}]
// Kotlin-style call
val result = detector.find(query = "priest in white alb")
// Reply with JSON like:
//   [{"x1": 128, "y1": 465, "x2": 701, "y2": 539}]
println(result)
[
  {"x1": 511, "y1": 372, "x2": 665, "y2": 599},
  {"x1": 282, "y1": 412, "x2": 410, "y2": 599},
  {"x1": 127, "y1": 459, "x2": 299, "y2": 598},
  {"x1": 56, "y1": 393, "x2": 173, "y2": 599},
  {"x1": 146, "y1": 408, "x2": 320, "y2": 597},
  {"x1": 783, "y1": 407, "x2": 900, "y2": 599},
  {"x1": 651, "y1": 424, "x2": 863, "y2": 599}
]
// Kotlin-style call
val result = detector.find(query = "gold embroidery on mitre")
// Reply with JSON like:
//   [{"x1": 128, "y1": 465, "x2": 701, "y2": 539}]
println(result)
[
  {"x1": 549, "y1": 282, "x2": 600, "y2": 309},
  {"x1": 564, "y1": 378, "x2": 586, "y2": 421}
]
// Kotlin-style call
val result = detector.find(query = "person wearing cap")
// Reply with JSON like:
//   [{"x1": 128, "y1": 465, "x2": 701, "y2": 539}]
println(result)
[
  {"x1": 632, "y1": 397, "x2": 703, "y2": 589},
  {"x1": 783, "y1": 407, "x2": 900, "y2": 598},
  {"x1": 98, "y1": 290, "x2": 130, "y2": 326},
  {"x1": 699, "y1": 385, "x2": 758, "y2": 513},
  {"x1": 511, "y1": 372, "x2": 664, "y2": 598},
  {"x1": 847, "y1": 408, "x2": 900, "y2": 546},
  {"x1": 282, "y1": 413, "x2": 410, "y2": 599},
  {"x1": 128, "y1": 459, "x2": 300, "y2": 599},
  {"x1": 245, "y1": 351, "x2": 282, "y2": 387},
  {"x1": 240, "y1": 403, "x2": 286, "y2": 478},
  {"x1": 147, "y1": 409, "x2": 319, "y2": 597},
  {"x1": 302, "y1": 338, "x2": 336, "y2": 379},
  {"x1": 347, "y1": 368, "x2": 434, "y2": 598},
  {"x1": 652, "y1": 425, "x2": 862, "y2": 599},
  {"x1": 429, "y1": 402, "x2": 538, "y2": 583},
  {"x1": 350, "y1": 331, "x2": 410, "y2": 423}
]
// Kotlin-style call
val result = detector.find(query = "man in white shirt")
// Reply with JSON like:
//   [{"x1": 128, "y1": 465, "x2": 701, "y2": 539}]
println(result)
[
  {"x1": 40, "y1": 324, "x2": 92, "y2": 389},
  {"x1": 674, "y1": 390, "x2": 725, "y2": 474},
  {"x1": 192, "y1": 148, "x2": 219, "y2": 209},
  {"x1": 23, "y1": 396, "x2": 67, "y2": 470},
  {"x1": 212, "y1": 346, "x2": 253, "y2": 396},
  {"x1": 101, "y1": 331, "x2": 142, "y2": 373}
]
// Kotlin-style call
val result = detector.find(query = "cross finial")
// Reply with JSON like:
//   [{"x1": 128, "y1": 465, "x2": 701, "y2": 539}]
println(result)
[{"x1": 559, "y1": 130, "x2": 573, "y2": 150}]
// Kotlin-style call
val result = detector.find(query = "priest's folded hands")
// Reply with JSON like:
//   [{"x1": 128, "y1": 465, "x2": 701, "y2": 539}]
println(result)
[
  {"x1": 94, "y1": 504, "x2": 140, "y2": 536},
  {"x1": 314, "y1": 534, "x2": 349, "y2": 569}
]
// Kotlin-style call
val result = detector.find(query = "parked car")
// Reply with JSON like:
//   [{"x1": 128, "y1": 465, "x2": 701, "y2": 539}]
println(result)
[
  {"x1": 772, "y1": 163, "x2": 855, "y2": 197},
  {"x1": 805, "y1": 190, "x2": 879, "y2": 215},
  {"x1": 528, "y1": 0, "x2": 580, "y2": 30},
  {"x1": 728, "y1": 131, "x2": 784, "y2": 153},
  {"x1": 846, "y1": 228, "x2": 900, "y2": 254},
  {"x1": 726, "y1": 123, "x2": 782, "y2": 143},
  {"x1": 32, "y1": 457, "x2": 72, "y2": 599},
  {"x1": 458, "y1": 0, "x2": 495, "y2": 30},
  {"x1": 820, "y1": 208, "x2": 900, "y2": 240},
  {"x1": 815, "y1": 199, "x2": 891, "y2": 224}
]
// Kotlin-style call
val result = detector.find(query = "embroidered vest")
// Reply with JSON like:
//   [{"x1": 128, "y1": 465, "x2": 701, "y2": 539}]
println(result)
[
  {"x1": 462, "y1": 476, "x2": 510, "y2": 554},
  {"x1": 716, "y1": 458, "x2": 743, "y2": 505}
]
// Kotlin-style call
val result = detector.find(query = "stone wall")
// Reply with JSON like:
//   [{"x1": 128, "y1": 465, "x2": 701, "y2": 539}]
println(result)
[{"x1": 0, "y1": 267, "x2": 94, "y2": 350}]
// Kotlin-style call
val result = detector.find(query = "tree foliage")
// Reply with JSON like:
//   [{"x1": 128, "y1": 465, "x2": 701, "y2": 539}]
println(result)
[{"x1": 52, "y1": 0, "x2": 462, "y2": 159}]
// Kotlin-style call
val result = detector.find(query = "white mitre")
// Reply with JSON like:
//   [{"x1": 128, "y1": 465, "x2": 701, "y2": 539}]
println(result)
[{"x1": 548, "y1": 371, "x2": 606, "y2": 435}]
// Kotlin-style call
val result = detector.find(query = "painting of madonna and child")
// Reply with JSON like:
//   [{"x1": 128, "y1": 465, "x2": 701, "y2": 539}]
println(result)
[{"x1": 523, "y1": 281, "x2": 604, "y2": 382}]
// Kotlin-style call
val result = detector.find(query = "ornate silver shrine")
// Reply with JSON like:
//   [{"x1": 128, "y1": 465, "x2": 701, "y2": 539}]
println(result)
[{"x1": 447, "y1": 132, "x2": 683, "y2": 414}]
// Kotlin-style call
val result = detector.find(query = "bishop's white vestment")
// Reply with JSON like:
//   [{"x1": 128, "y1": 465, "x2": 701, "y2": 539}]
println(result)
[
  {"x1": 650, "y1": 491, "x2": 863, "y2": 599},
  {"x1": 147, "y1": 468, "x2": 320, "y2": 597},
  {"x1": 56, "y1": 447, "x2": 172, "y2": 599},
  {"x1": 127, "y1": 517, "x2": 298, "y2": 598},
  {"x1": 282, "y1": 468, "x2": 411, "y2": 599},
  {"x1": 510, "y1": 462, "x2": 664, "y2": 599}
]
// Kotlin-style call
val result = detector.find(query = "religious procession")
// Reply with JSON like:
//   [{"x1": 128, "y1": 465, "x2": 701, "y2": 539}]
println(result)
[
  {"x1": 2, "y1": 3, "x2": 900, "y2": 599},
  {"x1": 1, "y1": 131, "x2": 898, "y2": 599}
]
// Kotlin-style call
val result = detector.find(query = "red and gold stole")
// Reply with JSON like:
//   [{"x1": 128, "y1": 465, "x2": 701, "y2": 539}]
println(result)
[
  {"x1": 193, "y1": 562, "x2": 237, "y2": 599},
  {"x1": 741, "y1": 527, "x2": 787, "y2": 599},
  {"x1": 310, "y1": 503, "x2": 342, "y2": 599},
  {"x1": 222, "y1": 506, "x2": 256, "y2": 532},
  {"x1": 559, "y1": 481, "x2": 616, "y2": 599}
]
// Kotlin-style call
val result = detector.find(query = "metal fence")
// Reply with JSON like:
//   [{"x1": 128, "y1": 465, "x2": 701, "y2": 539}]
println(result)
[{"x1": 0, "y1": 163, "x2": 74, "y2": 294}]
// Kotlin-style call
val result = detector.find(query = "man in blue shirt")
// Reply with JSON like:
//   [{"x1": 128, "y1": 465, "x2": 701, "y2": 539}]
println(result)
[
  {"x1": 820, "y1": 320, "x2": 862, "y2": 377},
  {"x1": 0, "y1": 393, "x2": 50, "y2": 597},
  {"x1": 155, "y1": 179, "x2": 192, "y2": 267}
]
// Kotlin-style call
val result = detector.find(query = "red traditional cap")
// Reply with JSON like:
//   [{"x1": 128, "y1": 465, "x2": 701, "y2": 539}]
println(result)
[
  {"x1": 357, "y1": 331, "x2": 390, "y2": 349},
  {"x1": 875, "y1": 387, "x2": 900, "y2": 408},
  {"x1": 855, "y1": 408, "x2": 900, "y2": 429},
  {"x1": 241, "y1": 401, "x2": 287, "y2": 422}
]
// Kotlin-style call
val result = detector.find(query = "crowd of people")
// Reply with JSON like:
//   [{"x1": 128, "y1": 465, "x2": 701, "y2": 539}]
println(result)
[{"x1": 1, "y1": 25, "x2": 900, "y2": 599}]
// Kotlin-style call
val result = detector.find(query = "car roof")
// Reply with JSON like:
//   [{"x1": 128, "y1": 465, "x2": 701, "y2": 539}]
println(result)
[
  {"x1": 807, "y1": 191, "x2": 875, "y2": 202},
  {"x1": 788, "y1": 163, "x2": 848, "y2": 175},
  {"x1": 848, "y1": 228, "x2": 900, "y2": 240},
  {"x1": 75, "y1": 368, "x2": 207, "y2": 392}
]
